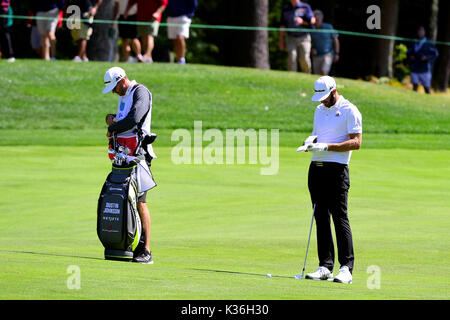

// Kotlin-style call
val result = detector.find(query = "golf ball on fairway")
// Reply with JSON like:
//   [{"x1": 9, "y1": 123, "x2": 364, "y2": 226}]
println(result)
[{"x1": 266, "y1": 273, "x2": 272, "y2": 278}]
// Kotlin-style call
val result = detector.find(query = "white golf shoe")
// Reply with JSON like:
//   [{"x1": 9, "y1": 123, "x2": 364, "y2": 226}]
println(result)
[
  {"x1": 333, "y1": 266, "x2": 352, "y2": 284},
  {"x1": 305, "y1": 266, "x2": 333, "y2": 280}
]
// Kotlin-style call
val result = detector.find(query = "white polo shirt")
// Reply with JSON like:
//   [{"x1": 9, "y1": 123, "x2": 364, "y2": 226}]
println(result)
[{"x1": 311, "y1": 95, "x2": 362, "y2": 165}]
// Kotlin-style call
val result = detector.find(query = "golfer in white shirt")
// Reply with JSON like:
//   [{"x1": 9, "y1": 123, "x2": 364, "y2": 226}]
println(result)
[{"x1": 302, "y1": 76, "x2": 362, "y2": 284}]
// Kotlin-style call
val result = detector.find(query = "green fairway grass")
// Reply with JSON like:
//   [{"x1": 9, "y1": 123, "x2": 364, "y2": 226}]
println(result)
[
  {"x1": 0, "y1": 60, "x2": 449, "y2": 299},
  {"x1": 0, "y1": 147, "x2": 449, "y2": 299}
]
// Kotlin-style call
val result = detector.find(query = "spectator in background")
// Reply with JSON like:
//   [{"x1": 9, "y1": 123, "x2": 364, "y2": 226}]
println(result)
[
  {"x1": 407, "y1": 26, "x2": 439, "y2": 94},
  {"x1": 126, "y1": 0, "x2": 167, "y2": 64},
  {"x1": 310, "y1": 10, "x2": 339, "y2": 76},
  {"x1": 35, "y1": 0, "x2": 65, "y2": 60},
  {"x1": 27, "y1": 5, "x2": 43, "y2": 58},
  {"x1": 166, "y1": 0, "x2": 198, "y2": 64},
  {"x1": 0, "y1": 0, "x2": 15, "y2": 62},
  {"x1": 279, "y1": 0, "x2": 315, "y2": 73},
  {"x1": 69, "y1": 0, "x2": 103, "y2": 62},
  {"x1": 29, "y1": 3, "x2": 63, "y2": 59},
  {"x1": 30, "y1": 21, "x2": 43, "y2": 58},
  {"x1": 114, "y1": 0, "x2": 142, "y2": 63}
]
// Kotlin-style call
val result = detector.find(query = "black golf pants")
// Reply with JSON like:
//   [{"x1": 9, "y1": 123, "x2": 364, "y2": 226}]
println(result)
[
  {"x1": 0, "y1": 18, "x2": 14, "y2": 59},
  {"x1": 308, "y1": 161, "x2": 354, "y2": 273}
]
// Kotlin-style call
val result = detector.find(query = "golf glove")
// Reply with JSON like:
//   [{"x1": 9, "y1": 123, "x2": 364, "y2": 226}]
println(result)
[{"x1": 307, "y1": 143, "x2": 328, "y2": 152}]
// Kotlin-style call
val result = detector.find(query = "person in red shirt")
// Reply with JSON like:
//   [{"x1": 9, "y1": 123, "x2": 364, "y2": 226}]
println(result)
[{"x1": 125, "y1": 0, "x2": 167, "y2": 63}]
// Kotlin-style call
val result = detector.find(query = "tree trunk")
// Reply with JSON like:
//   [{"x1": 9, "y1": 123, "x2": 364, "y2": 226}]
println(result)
[
  {"x1": 432, "y1": 0, "x2": 450, "y2": 91},
  {"x1": 87, "y1": 0, "x2": 117, "y2": 61},
  {"x1": 250, "y1": 1, "x2": 270, "y2": 69},
  {"x1": 374, "y1": 0, "x2": 399, "y2": 78},
  {"x1": 224, "y1": 0, "x2": 270, "y2": 69},
  {"x1": 429, "y1": 0, "x2": 439, "y2": 42}
]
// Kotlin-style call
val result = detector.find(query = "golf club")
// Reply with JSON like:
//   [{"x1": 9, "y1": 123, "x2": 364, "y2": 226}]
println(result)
[{"x1": 295, "y1": 203, "x2": 315, "y2": 279}]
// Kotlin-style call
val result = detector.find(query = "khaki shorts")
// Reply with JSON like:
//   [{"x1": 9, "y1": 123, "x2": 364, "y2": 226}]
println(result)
[
  {"x1": 36, "y1": 8, "x2": 60, "y2": 36},
  {"x1": 137, "y1": 21, "x2": 160, "y2": 37},
  {"x1": 167, "y1": 16, "x2": 192, "y2": 39},
  {"x1": 138, "y1": 191, "x2": 147, "y2": 203},
  {"x1": 71, "y1": 16, "x2": 94, "y2": 41},
  {"x1": 312, "y1": 52, "x2": 334, "y2": 75},
  {"x1": 286, "y1": 34, "x2": 311, "y2": 73}
]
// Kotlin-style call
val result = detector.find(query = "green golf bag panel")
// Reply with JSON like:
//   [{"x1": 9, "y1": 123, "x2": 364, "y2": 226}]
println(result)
[{"x1": 97, "y1": 166, "x2": 142, "y2": 260}]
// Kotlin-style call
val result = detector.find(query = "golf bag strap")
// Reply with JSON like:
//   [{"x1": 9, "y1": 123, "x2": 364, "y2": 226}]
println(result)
[{"x1": 133, "y1": 91, "x2": 153, "y2": 165}]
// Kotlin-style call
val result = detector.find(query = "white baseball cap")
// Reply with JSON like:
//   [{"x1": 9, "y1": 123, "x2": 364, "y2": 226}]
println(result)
[
  {"x1": 103, "y1": 67, "x2": 126, "y2": 94},
  {"x1": 311, "y1": 76, "x2": 336, "y2": 101}
]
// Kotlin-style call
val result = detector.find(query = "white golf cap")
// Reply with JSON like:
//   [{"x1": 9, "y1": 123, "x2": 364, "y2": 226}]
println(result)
[
  {"x1": 103, "y1": 67, "x2": 126, "y2": 94},
  {"x1": 311, "y1": 76, "x2": 336, "y2": 101}
]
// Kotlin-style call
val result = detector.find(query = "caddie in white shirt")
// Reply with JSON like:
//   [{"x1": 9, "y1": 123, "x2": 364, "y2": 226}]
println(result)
[
  {"x1": 103, "y1": 66, "x2": 156, "y2": 264},
  {"x1": 301, "y1": 76, "x2": 362, "y2": 284}
]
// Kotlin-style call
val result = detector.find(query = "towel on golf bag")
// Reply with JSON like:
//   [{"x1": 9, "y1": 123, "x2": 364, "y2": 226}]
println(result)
[{"x1": 136, "y1": 160, "x2": 156, "y2": 193}]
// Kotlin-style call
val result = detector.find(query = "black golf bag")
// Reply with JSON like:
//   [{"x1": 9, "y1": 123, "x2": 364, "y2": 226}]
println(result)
[
  {"x1": 97, "y1": 165, "x2": 143, "y2": 260},
  {"x1": 97, "y1": 132, "x2": 156, "y2": 261}
]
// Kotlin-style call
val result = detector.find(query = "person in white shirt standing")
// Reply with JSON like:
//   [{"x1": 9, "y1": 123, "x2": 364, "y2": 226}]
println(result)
[
  {"x1": 103, "y1": 67, "x2": 157, "y2": 264},
  {"x1": 300, "y1": 76, "x2": 362, "y2": 284},
  {"x1": 166, "y1": 0, "x2": 198, "y2": 64}
]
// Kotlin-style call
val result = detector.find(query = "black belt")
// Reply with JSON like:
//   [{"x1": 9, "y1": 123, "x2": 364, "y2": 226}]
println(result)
[{"x1": 312, "y1": 161, "x2": 347, "y2": 167}]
